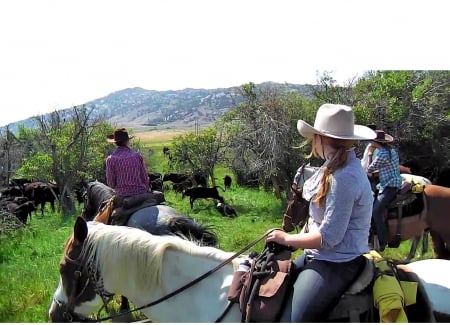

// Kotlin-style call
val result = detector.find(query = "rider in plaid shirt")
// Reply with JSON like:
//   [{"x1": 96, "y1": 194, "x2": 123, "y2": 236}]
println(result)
[
  {"x1": 106, "y1": 128, "x2": 149, "y2": 197},
  {"x1": 367, "y1": 130, "x2": 402, "y2": 251}
]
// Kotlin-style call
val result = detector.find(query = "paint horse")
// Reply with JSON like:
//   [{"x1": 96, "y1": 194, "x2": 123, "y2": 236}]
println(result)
[{"x1": 48, "y1": 218, "x2": 450, "y2": 322}]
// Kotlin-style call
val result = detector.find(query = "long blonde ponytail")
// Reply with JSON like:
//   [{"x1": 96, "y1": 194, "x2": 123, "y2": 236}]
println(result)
[{"x1": 309, "y1": 136, "x2": 355, "y2": 208}]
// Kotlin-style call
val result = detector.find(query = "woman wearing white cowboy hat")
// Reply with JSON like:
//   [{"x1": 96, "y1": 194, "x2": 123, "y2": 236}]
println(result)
[
  {"x1": 266, "y1": 103, "x2": 376, "y2": 322},
  {"x1": 367, "y1": 130, "x2": 403, "y2": 252}
]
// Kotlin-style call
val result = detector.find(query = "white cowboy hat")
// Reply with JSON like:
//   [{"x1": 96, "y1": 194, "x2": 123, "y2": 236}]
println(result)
[{"x1": 297, "y1": 104, "x2": 377, "y2": 140}]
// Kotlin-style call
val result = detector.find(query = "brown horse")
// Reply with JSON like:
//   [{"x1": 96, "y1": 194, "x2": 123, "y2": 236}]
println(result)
[
  {"x1": 409, "y1": 184, "x2": 450, "y2": 259},
  {"x1": 371, "y1": 183, "x2": 450, "y2": 261}
]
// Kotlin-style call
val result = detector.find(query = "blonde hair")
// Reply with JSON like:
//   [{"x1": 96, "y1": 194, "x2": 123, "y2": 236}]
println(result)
[{"x1": 308, "y1": 135, "x2": 355, "y2": 208}]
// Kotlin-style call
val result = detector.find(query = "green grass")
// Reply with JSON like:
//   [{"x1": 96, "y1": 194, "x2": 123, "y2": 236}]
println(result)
[
  {"x1": 163, "y1": 186, "x2": 284, "y2": 253},
  {"x1": 0, "y1": 134, "x2": 435, "y2": 322},
  {"x1": 0, "y1": 208, "x2": 78, "y2": 322}
]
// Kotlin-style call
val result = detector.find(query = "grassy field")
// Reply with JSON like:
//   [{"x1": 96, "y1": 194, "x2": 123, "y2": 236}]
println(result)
[{"x1": 0, "y1": 129, "x2": 434, "y2": 322}]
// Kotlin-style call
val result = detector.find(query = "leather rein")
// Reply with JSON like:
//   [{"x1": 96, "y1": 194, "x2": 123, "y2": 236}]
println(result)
[{"x1": 59, "y1": 229, "x2": 277, "y2": 322}]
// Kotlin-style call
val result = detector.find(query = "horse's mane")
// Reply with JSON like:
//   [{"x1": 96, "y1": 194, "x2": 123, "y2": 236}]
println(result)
[
  {"x1": 84, "y1": 181, "x2": 115, "y2": 220},
  {"x1": 83, "y1": 222, "x2": 235, "y2": 292}
]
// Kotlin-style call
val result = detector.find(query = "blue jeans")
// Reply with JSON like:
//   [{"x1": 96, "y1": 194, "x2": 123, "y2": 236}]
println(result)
[
  {"x1": 372, "y1": 186, "x2": 398, "y2": 247},
  {"x1": 279, "y1": 255, "x2": 365, "y2": 322}
]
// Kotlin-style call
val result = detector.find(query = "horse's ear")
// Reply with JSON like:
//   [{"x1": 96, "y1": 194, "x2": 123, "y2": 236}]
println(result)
[{"x1": 74, "y1": 216, "x2": 88, "y2": 243}]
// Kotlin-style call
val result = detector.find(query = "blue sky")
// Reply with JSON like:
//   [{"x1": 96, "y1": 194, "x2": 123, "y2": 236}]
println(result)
[{"x1": 1, "y1": 0, "x2": 448, "y2": 127}]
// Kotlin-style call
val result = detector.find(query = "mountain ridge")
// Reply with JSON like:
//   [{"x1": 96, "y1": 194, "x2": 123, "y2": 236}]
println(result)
[{"x1": 2, "y1": 82, "x2": 313, "y2": 132}]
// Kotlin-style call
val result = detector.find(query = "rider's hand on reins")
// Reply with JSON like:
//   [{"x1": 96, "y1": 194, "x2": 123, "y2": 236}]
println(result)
[{"x1": 266, "y1": 229, "x2": 287, "y2": 245}]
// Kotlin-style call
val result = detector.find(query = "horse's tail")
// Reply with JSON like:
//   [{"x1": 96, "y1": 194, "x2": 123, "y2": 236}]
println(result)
[{"x1": 168, "y1": 216, "x2": 218, "y2": 247}]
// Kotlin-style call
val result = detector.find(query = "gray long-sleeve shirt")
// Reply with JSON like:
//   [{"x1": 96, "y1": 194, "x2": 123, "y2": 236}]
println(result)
[{"x1": 302, "y1": 149, "x2": 373, "y2": 262}]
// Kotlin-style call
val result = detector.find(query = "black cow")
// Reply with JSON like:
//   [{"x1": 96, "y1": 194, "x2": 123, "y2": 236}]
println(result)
[
  {"x1": 74, "y1": 187, "x2": 85, "y2": 206},
  {"x1": 150, "y1": 178, "x2": 164, "y2": 192},
  {"x1": 193, "y1": 172, "x2": 208, "y2": 187},
  {"x1": 216, "y1": 202, "x2": 237, "y2": 218},
  {"x1": 7, "y1": 200, "x2": 36, "y2": 224},
  {"x1": 0, "y1": 186, "x2": 23, "y2": 198},
  {"x1": 13, "y1": 196, "x2": 29, "y2": 205},
  {"x1": 147, "y1": 172, "x2": 163, "y2": 192},
  {"x1": 172, "y1": 179, "x2": 194, "y2": 194},
  {"x1": 182, "y1": 186, "x2": 224, "y2": 209},
  {"x1": 148, "y1": 172, "x2": 162, "y2": 181},
  {"x1": 9, "y1": 178, "x2": 32, "y2": 188},
  {"x1": 163, "y1": 172, "x2": 191, "y2": 184},
  {"x1": 223, "y1": 175, "x2": 232, "y2": 191},
  {"x1": 73, "y1": 181, "x2": 88, "y2": 206},
  {"x1": 23, "y1": 182, "x2": 59, "y2": 216},
  {"x1": 163, "y1": 146, "x2": 171, "y2": 156}
]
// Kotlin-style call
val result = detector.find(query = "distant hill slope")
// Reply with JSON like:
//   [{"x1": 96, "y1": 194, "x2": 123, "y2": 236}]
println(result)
[{"x1": 2, "y1": 82, "x2": 313, "y2": 132}]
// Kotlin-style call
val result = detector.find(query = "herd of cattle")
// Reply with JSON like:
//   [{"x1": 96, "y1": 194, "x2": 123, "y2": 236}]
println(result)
[
  {"x1": 0, "y1": 179, "x2": 59, "y2": 225},
  {"x1": 0, "y1": 172, "x2": 237, "y2": 227},
  {"x1": 151, "y1": 172, "x2": 236, "y2": 216}
]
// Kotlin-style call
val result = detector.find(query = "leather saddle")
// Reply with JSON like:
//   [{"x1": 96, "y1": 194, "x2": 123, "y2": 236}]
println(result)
[
  {"x1": 384, "y1": 187, "x2": 427, "y2": 248},
  {"x1": 326, "y1": 254, "x2": 434, "y2": 322},
  {"x1": 95, "y1": 191, "x2": 165, "y2": 226}
]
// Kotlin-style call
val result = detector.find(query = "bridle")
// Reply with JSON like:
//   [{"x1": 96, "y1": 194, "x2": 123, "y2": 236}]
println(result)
[
  {"x1": 53, "y1": 242, "x2": 114, "y2": 322},
  {"x1": 53, "y1": 228, "x2": 277, "y2": 322}
]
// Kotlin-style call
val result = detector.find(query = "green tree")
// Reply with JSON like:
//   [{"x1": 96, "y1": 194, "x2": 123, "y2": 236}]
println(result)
[
  {"x1": 16, "y1": 105, "x2": 114, "y2": 217},
  {"x1": 0, "y1": 126, "x2": 28, "y2": 186},
  {"x1": 353, "y1": 70, "x2": 450, "y2": 176},
  {"x1": 312, "y1": 70, "x2": 361, "y2": 106},
  {"x1": 170, "y1": 127, "x2": 226, "y2": 187},
  {"x1": 220, "y1": 83, "x2": 313, "y2": 198}
]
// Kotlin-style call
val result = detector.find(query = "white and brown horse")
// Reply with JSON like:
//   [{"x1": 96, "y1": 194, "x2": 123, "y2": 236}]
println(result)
[{"x1": 48, "y1": 218, "x2": 450, "y2": 322}]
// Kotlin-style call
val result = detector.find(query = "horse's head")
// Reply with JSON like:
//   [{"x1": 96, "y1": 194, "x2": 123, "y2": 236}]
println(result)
[
  {"x1": 48, "y1": 217, "x2": 104, "y2": 322},
  {"x1": 81, "y1": 181, "x2": 115, "y2": 221}
]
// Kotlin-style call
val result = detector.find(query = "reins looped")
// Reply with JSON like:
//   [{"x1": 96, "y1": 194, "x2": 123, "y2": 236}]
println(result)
[{"x1": 95, "y1": 228, "x2": 279, "y2": 322}]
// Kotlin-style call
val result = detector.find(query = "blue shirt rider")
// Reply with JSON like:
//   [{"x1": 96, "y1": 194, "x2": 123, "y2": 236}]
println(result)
[{"x1": 367, "y1": 130, "x2": 402, "y2": 251}]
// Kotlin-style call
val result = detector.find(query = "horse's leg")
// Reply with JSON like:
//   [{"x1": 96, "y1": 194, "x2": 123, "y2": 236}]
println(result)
[
  {"x1": 429, "y1": 230, "x2": 450, "y2": 259},
  {"x1": 421, "y1": 230, "x2": 429, "y2": 255}
]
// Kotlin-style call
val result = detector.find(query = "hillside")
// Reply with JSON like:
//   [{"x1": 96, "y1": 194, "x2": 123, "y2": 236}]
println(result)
[{"x1": 2, "y1": 82, "x2": 313, "y2": 132}]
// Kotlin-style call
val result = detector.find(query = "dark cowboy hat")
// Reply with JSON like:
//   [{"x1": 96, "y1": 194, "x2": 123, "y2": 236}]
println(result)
[
  {"x1": 372, "y1": 130, "x2": 394, "y2": 143},
  {"x1": 106, "y1": 128, "x2": 135, "y2": 143}
]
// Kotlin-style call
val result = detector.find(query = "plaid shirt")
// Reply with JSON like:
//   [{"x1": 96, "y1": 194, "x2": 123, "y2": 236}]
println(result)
[
  {"x1": 106, "y1": 146, "x2": 149, "y2": 196},
  {"x1": 367, "y1": 146, "x2": 402, "y2": 193}
]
